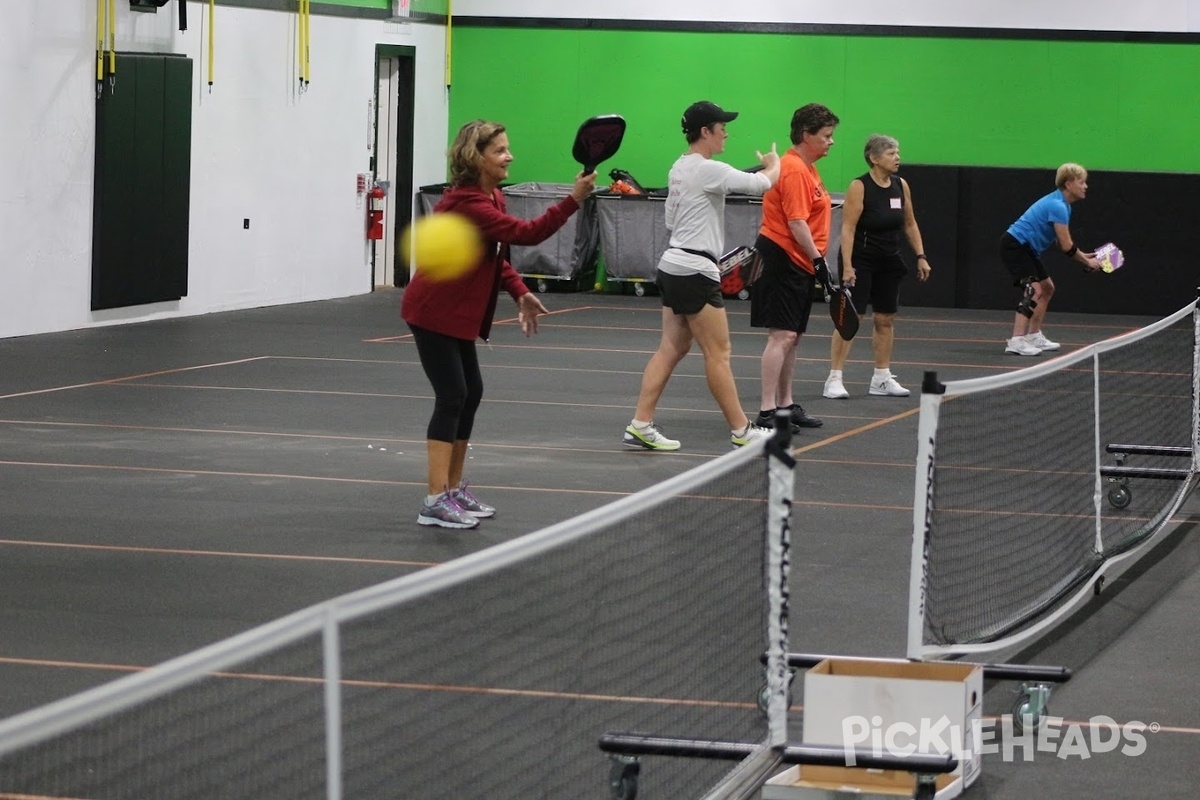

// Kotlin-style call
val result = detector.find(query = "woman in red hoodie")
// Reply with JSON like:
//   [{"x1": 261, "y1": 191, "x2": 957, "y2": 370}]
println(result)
[{"x1": 401, "y1": 119, "x2": 596, "y2": 529}]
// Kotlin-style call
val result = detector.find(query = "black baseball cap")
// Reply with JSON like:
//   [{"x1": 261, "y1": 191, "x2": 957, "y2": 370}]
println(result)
[{"x1": 681, "y1": 101, "x2": 739, "y2": 134}]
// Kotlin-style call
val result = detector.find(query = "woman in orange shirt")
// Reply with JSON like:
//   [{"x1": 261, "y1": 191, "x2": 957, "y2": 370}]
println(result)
[{"x1": 750, "y1": 103, "x2": 840, "y2": 432}]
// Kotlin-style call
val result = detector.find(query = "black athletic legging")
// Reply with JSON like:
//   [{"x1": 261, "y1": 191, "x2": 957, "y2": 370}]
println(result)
[{"x1": 408, "y1": 324, "x2": 484, "y2": 443}]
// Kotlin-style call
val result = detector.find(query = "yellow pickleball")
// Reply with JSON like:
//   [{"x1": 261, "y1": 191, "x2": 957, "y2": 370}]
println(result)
[{"x1": 401, "y1": 212, "x2": 483, "y2": 282}]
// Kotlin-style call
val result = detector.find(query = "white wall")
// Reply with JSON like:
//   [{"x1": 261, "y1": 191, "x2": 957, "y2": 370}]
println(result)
[
  {"x1": 456, "y1": 0, "x2": 1200, "y2": 32},
  {"x1": 0, "y1": 2, "x2": 448, "y2": 339}
]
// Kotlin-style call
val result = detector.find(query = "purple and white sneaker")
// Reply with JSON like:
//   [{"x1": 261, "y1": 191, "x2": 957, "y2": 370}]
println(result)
[
  {"x1": 418, "y1": 490, "x2": 479, "y2": 529},
  {"x1": 451, "y1": 481, "x2": 496, "y2": 518}
]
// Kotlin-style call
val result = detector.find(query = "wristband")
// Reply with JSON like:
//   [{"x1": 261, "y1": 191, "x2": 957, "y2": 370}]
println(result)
[
  {"x1": 812, "y1": 256, "x2": 832, "y2": 287},
  {"x1": 1064, "y1": 244, "x2": 1078, "y2": 258},
  {"x1": 916, "y1": 254, "x2": 928, "y2": 261}
]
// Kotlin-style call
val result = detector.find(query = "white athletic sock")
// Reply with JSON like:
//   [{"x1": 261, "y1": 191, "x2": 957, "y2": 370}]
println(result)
[
  {"x1": 631, "y1": 418, "x2": 652, "y2": 429},
  {"x1": 873, "y1": 368, "x2": 890, "y2": 380},
  {"x1": 426, "y1": 493, "x2": 442, "y2": 505},
  {"x1": 828, "y1": 369, "x2": 843, "y2": 380},
  {"x1": 733, "y1": 423, "x2": 751, "y2": 437}
]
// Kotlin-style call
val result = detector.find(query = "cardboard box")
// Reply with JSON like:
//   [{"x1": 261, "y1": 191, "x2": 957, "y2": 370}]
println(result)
[
  {"x1": 764, "y1": 657, "x2": 983, "y2": 799},
  {"x1": 762, "y1": 765, "x2": 959, "y2": 799}
]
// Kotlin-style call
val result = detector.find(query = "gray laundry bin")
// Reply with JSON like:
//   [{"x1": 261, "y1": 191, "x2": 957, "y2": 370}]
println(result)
[{"x1": 502, "y1": 182, "x2": 599, "y2": 292}]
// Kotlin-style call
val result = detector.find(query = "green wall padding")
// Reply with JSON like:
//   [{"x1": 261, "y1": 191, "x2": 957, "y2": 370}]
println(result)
[
  {"x1": 93, "y1": 55, "x2": 192, "y2": 311},
  {"x1": 447, "y1": 27, "x2": 1200, "y2": 190}
]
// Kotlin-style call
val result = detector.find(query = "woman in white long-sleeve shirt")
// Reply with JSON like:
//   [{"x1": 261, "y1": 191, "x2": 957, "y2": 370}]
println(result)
[{"x1": 622, "y1": 101, "x2": 780, "y2": 452}]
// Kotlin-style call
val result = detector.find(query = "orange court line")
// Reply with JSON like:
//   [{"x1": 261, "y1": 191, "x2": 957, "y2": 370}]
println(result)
[
  {"x1": 115, "y1": 345, "x2": 1050, "y2": 376},
  {"x1": 530, "y1": 318, "x2": 1139, "y2": 340},
  {"x1": 0, "y1": 458, "x2": 928, "y2": 513},
  {"x1": 0, "y1": 459, "x2": 419, "y2": 486},
  {"x1": 0, "y1": 460, "x2": 736, "y2": 500},
  {"x1": 791, "y1": 406, "x2": 921, "y2": 455},
  {"x1": 95, "y1": 382, "x2": 743, "y2": 412},
  {"x1": 0, "y1": 459, "x2": 1093, "y2": 519},
  {"x1": 0, "y1": 656, "x2": 754, "y2": 712},
  {"x1": 0, "y1": 357, "x2": 270, "y2": 401},
  {"x1": 3, "y1": 654, "x2": 1198, "y2": 734},
  {"x1": 101, "y1": 382, "x2": 920, "y2": 419},
  {"x1": 0, "y1": 539, "x2": 436, "y2": 569},
  {"x1": 0, "y1": 418, "x2": 720, "y2": 458},
  {"x1": 217, "y1": 670, "x2": 757, "y2": 710},
  {"x1": 0, "y1": 655, "x2": 147, "y2": 676}
]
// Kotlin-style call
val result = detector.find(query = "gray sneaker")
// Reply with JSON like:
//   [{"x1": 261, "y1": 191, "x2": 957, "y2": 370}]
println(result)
[
  {"x1": 451, "y1": 481, "x2": 495, "y2": 518},
  {"x1": 418, "y1": 491, "x2": 480, "y2": 529}
]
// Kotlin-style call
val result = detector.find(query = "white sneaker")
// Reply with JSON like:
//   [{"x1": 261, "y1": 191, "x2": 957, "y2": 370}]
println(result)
[
  {"x1": 1005, "y1": 336, "x2": 1042, "y2": 356},
  {"x1": 823, "y1": 375, "x2": 850, "y2": 399},
  {"x1": 1025, "y1": 331, "x2": 1061, "y2": 351},
  {"x1": 623, "y1": 422, "x2": 681, "y2": 451},
  {"x1": 869, "y1": 373, "x2": 911, "y2": 397},
  {"x1": 731, "y1": 423, "x2": 771, "y2": 447}
]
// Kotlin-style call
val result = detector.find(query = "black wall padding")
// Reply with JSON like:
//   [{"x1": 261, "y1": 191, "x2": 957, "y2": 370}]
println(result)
[
  {"x1": 898, "y1": 164, "x2": 1200, "y2": 317},
  {"x1": 92, "y1": 53, "x2": 193, "y2": 311}
]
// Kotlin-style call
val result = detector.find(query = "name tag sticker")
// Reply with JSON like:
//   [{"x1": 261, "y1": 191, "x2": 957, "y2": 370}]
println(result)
[{"x1": 890, "y1": 197, "x2": 902, "y2": 209}]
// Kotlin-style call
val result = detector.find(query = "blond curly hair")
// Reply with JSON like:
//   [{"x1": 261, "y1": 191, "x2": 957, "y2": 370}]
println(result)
[{"x1": 448, "y1": 120, "x2": 506, "y2": 186}]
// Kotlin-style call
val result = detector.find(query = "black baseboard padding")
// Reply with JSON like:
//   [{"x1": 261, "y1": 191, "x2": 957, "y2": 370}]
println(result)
[{"x1": 898, "y1": 164, "x2": 1200, "y2": 317}]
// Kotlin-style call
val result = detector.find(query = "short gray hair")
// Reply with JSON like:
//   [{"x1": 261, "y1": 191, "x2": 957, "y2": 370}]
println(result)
[{"x1": 863, "y1": 134, "x2": 899, "y2": 167}]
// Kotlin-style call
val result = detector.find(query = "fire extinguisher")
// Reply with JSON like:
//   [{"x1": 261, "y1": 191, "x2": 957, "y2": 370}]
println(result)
[{"x1": 367, "y1": 184, "x2": 386, "y2": 240}]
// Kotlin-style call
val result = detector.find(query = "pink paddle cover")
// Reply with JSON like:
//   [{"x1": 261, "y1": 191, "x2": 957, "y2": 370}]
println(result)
[{"x1": 1095, "y1": 242, "x2": 1124, "y2": 273}]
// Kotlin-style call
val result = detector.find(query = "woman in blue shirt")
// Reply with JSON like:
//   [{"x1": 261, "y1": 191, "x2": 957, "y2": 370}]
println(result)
[{"x1": 999, "y1": 163, "x2": 1101, "y2": 356}]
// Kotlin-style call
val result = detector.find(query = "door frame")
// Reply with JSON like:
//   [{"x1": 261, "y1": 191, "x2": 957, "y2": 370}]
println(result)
[{"x1": 371, "y1": 44, "x2": 416, "y2": 288}]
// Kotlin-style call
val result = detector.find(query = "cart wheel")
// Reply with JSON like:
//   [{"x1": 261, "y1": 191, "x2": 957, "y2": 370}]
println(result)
[
  {"x1": 1094, "y1": 574, "x2": 1106, "y2": 596},
  {"x1": 1011, "y1": 693, "x2": 1047, "y2": 736},
  {"x1": 608, "y1": 756, "x2": 640, "y2": 800},
  {"x1": 1107, "y1": 486, "x2": 1132, "y2": 509},
  {"x1": 913, "y1": 774, "x2": 938, "y2": 800},
  {"x1": 536, "y1": 279, "x2": 549, "y2": 293},
  {"x1": 756, "y1": 669, "x2": 796, "y2": 716},
  {"x1": 633, "y1": 283, "x2": 646, "y2": 297},
  {"x1": 737, "y1": 288, "x2": 750, "y2": 300}
]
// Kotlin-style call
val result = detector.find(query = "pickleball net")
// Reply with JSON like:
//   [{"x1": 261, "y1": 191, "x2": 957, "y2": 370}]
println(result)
[
  {"x1": 909, "y1": 297, "x2": 1200, "y2": 659},
  {"x1": 0, "y1": 434, "x2": 794, "y2": 799}
]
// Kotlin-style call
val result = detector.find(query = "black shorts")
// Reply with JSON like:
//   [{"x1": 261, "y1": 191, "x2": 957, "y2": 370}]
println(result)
[
  {"x1": 656, "y1": 270, "x2": 724, "y2": 315},
  {"x1": 999, "y1": 232, "x2": 1048, "y2": 286},
  {"x1": 839, "y1": 248, "x2": 906, "y2": 315},
  {"x1": 749, "y1": 235, "x2": 815, "y2": 333}
]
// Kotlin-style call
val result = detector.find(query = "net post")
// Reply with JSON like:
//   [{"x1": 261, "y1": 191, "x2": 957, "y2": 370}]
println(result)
[
  {"x1": 322, "y1": 612, "x2": 344, "y2": 800},
  {"x1": 772, "y1": 407, "x2": 794, "y2": 449},
  {"x1": 1192, "y1": 290, "x2": 1200, "y2": 473},
  {"x1": 1092, "y1": 349, "x2": 1104, "y2": 553},
  {"x1": 764, "y1": 409, "x2": 795, "y2": 746},
  {"x1": 907, "y1": 371, "x2": 943, "y2": 659}
]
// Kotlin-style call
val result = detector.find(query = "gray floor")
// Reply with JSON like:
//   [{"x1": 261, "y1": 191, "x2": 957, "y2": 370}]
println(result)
[{"x1": 0, "y1": 288, "x2": 1196, "y2": 797}]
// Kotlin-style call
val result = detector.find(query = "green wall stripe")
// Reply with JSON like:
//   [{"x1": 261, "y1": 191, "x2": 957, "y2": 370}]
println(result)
[{"x1": 447, "y1": 26, "x2": 1200, "y2": 191}]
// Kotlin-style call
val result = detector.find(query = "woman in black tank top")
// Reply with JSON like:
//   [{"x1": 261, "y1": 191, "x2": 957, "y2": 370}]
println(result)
[{"x1": 822, "y1": 135, "x2": 932, "y2": 400}]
